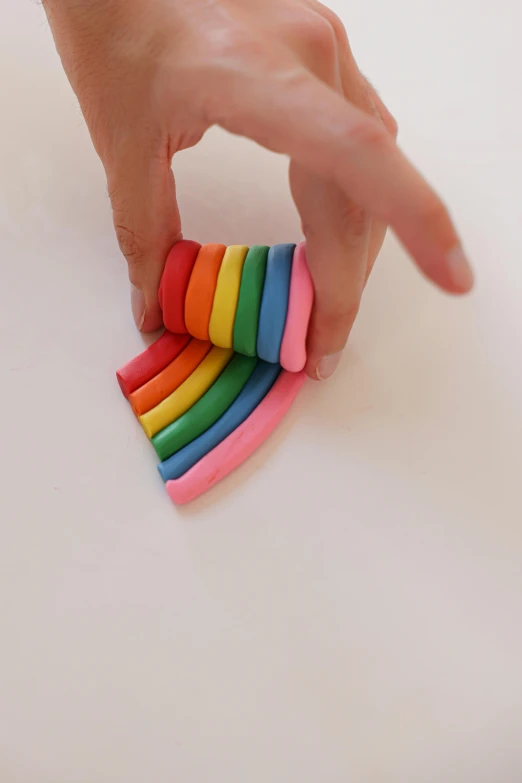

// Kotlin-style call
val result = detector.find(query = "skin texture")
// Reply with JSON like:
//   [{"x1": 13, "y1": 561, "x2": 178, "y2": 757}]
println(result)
[{"x1": 43, "y1": 0, "x2": 473, "y2": 380}]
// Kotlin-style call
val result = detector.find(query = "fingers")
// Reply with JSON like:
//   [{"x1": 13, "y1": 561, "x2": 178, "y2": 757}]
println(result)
[
  {"x1": 361, "y1": 81, "x2": 397, "y2": 282},
  {"x1": 299, "y1": 7, "x2": 397, "y2": 287},
  {"x1": 364, "y1": 80, "x2": 399, "y2": 140},
  {"x1": 287, "y1": 8, "x2": 385, "y2": 379},
  {"x1": 214, "y1": 66, "x2": 473, "y2": 294},
  {"x1": 310, "y1": 3, "x2": 399, "y2": 139},
  {"x1": 106, "y1": 139, "x2": 182, "y2": 332},
  {"x1": 287, "y1": 13, "x2": 388, "y2": 379},
  {"x1": 290, "y1": 162, "x2": 370, "y2": 380}
]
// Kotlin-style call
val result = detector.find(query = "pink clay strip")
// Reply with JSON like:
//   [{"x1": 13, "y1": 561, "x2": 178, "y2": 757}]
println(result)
[
  {"x1": 166, "y1": 370, "x2": 306, "y2": 504},
  {"x1": 280, "y1": 242, "x2": 314, "y2": 372}
]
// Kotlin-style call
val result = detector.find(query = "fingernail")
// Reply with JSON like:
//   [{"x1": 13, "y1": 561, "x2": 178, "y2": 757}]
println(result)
[
  {"x1": 316, "y1": 351, "x2": 343, "y2": 381},
  {"x1": 446, "y1": 246, "x2": 474, "y2": 292},
  {"x1": 131, "y1": 285, "x2": 146, "y2": 331}
]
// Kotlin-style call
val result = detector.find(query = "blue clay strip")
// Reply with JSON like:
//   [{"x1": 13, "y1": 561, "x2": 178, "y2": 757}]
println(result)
[
  {"x1": 256, "y1": 243, "x2": 295, "y2": 363},
  {"x1": 158, "y1": 361, "x2": 281, "y2": 482}
]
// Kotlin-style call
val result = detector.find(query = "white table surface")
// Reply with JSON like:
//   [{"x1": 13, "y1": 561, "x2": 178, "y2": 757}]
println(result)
[{"x1": 1, "y1": 1, "x2": 521, "y2": 781}]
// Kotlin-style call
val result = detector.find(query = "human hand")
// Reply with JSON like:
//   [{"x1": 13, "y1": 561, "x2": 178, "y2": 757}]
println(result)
[{"x1": 44, "y1": 0, "x2": 473, "y2": 379}]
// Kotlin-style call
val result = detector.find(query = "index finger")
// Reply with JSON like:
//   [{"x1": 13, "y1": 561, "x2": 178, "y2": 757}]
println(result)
[{"x1": 214, "y1": 66, "x2": 473, "y2": 294}]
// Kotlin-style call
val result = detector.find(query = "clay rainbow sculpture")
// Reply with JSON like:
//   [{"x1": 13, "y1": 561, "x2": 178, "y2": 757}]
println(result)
[{"x1": 117, "y1": 240, "x2": 313, "y2": 504}]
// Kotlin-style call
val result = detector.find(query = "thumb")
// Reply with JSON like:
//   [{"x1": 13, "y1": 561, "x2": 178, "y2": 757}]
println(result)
[
  {"x1": 290, "y1": 163, "x2": 370, "y2": 381},
  {"x1": 107, "y1": 144, "x2": 182, "y2": 332}
]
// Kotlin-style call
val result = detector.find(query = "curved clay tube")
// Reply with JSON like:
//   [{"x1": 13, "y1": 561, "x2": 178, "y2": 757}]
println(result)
[
  {"x1": 152, "y1": 354, "x2": 257, "y2": 461},
  {"x1": 184, "y1": 244, "x2": 226, "y2": 341},
  {"x1": 117, "y1": 239, "x2": 313, "y2": 503},
  {"x1": 233, "y1": 245, "x2": 269, "y2": 357},
  {"x1": 166, "y1": 370, "x2": 306, "y2": 504},
  {"x1": 158, "y1": 240, "x2": 201, "y2": 333},
  {"x1": 158, "y1": 360, "x2": 281, "y2": 482},
  {"x1": 208, "y1": 245, "x2": 249, "y2": 349},
  {"x1": 256, "y1": 244, "x2": 295, "y2": 364},
  {"x1": 139, "y1": 346, "x2": 234, "y2": 438},
  {"x1": 280, "y1": 242, "x2": 314, "y2": 372},
  {"x1": 129, "y1": 338, "x2": 212, "y2": 416},
  {"x1": 116, "y1": 331, "x2": 190, "y2": 399}
]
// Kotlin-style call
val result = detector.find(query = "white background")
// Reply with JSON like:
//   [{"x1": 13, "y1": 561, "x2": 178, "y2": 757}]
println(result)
[{"x1": 1, "y1": 1, "x2": 521, "y2": 781}]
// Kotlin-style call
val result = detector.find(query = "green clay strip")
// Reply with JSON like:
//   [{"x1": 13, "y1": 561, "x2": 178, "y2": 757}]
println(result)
[
  {"x1": 152, "y1": 354, "x2": 258, "y2": 461},
  {"x1": 233, "y1": 245, "x2": 269, "y2": 356}
]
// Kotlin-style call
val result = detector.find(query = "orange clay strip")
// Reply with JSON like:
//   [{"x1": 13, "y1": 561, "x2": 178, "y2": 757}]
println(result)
[
  {"x1": 129, "y1": 338, "x2": 212, "y2": 416},
  {"x1": 116, "y1": 331, "x2": 190, "y2": 399},
  {"x1": 185, "y1": 244, "x2": 227, "y2": 341},
  {"x1": 139, "y1": 346, "x2": 234, "y2": 439}
]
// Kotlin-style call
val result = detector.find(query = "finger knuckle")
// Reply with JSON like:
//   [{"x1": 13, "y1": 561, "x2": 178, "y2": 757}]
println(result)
[
  {"x1": 295, "y1": 13, "x2": 337, "y2": 60},
  {"x1": 387, "y1": 113, "x2": 399, "y2": 139},
  {"x1": 114, "y1": 221, "x2": 147, "y2": 270},
  {"x1": 203, "y1": 25, "x2": 260, "y2": 66},
  {"x1": 340, "y1": 203, "x2": 368, "y2": 241},
  {"x1": 319, "y1": 299, "x2": 360, "y2": 335},
  {"x1": 193, "y1": 26, "x2": 267, "y2": 118},
  {"x1": 345, "y1": 116, "x2": 391, "y2": 152},
  {"x1": 318, "y1": 6, "x2": 347, "y2": 44},
  {"x1": 381, "y1": 109, "x2": 399, "y2": 139},
  {"x1": 302, "y1": 203, "x2": 368, "y2": 247}
]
